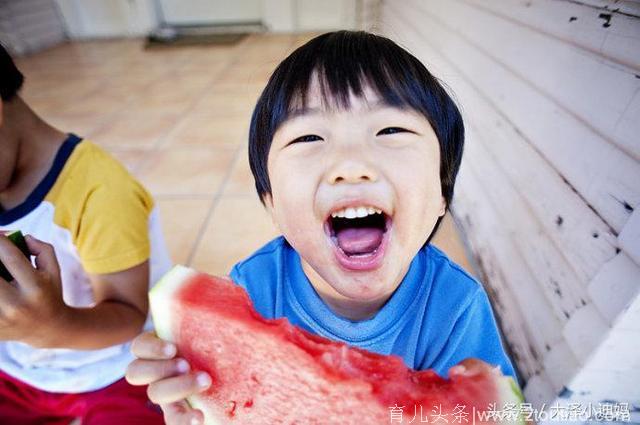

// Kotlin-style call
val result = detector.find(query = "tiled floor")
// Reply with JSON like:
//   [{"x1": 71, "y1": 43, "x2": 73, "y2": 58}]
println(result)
[{"x1": 17, "y1": 33, "x2": 474, "y2": 276}]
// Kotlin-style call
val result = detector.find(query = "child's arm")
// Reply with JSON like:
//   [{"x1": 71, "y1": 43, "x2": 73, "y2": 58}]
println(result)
[
  {"x1": 126, "y1": 331, "x2": 211, "y2": 425},
  {"x1": 0, "y1": 234, "x2": 148, "y2": 349}
]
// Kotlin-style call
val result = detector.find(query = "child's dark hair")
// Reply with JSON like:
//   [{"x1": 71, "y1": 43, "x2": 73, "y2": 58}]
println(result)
[
  {"x1": 0, "y1": 43, "x2": 24, "y2": 101},
  {"x1": 248, "y1": 30, "x2": 464, "y2": 241}
]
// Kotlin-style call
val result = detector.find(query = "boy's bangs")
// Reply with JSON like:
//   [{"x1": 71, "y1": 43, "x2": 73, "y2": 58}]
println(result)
[{"x1": 281, "y1": 56, "x2": 419, "y2": 120}]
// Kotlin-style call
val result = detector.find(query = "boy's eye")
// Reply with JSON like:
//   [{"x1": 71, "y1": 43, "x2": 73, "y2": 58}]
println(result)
[
  {"x1": 377, "y1": 127, "x2": 409, "y2": 136},
  {"x1": 288, "y1": 134, "x2": 323, "y2": 145}
]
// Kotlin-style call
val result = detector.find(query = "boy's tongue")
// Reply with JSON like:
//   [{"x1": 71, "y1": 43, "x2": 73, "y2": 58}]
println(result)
[{"x1": 335, "y1": 227, "x2": 384, "y2": 255}]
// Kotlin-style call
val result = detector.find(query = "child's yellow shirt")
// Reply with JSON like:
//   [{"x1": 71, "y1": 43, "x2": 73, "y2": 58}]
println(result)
[{"x1": 0, "y1": 134, "x2": 172, "y2": 393}]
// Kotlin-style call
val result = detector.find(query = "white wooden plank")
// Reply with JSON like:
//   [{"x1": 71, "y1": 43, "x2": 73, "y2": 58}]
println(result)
[
  {"x1": 463, "y1": 0, "x2": 640, "y2": 71},
  {"x1": 541, "y1": 340, "x2": 580, "y2": 395},
  {"x1": 428, "y1": 0, "x2": 640, "y2": 162},
  {"x1": 611, "y1": 292, "x2": 640, "y2": 331},
  {"x1": 454, "y1": 163, "x2": 564, "y2": 376},
  {"x1": 587, "y1": 251, "x2": 640, "y2": 324},
  {"x1": 583, "y1": 327, "x2": 640, "y2": 373},
  {"x1": 562, "y1": 303, "x2": 610, "y2": 363},
  {"x1": 383, "y1": 1, "x2": 640, "y2": 233},
  {"x1": 457, "y1": 80, "x2": 617, "y2": 284},
  {"x1": 618, "y1": 208, "x2": 640, "y2": 266},
  {"x1": 463, "y1": 127, "x2": 591, "y2": 324},
  {"x1": 566, "y1": 367, "x2": 640, "y2": 402},
  {"x1": 522, "y1": 372, "x2": 557, "y2": 409}
]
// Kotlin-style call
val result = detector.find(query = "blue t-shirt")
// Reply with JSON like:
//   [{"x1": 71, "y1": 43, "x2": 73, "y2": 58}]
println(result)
[{"x1": 229, "y1": 236, "x2": 518, "y2": 384}]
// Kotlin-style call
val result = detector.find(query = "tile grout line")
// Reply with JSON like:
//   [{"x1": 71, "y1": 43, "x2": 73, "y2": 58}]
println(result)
[
  {"x1": 134, "y1": 39, "x2": 258, "y2": 177},
  {"x1": 183, "y1": 34, "x2": 307, "y2": 267},
  {"x1": 184, "y1": 145, "x2": 245, "y2": 267}
]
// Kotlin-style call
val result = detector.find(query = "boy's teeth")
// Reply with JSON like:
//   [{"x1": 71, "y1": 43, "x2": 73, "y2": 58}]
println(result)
[{"x1": 330, "y1": 206, "x2": 384, "y2": 219}]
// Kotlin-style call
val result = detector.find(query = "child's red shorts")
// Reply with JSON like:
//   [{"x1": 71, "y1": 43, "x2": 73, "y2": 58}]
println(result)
[{"x1": 0, "y1": 369, "x2": 164, "y2": 424}]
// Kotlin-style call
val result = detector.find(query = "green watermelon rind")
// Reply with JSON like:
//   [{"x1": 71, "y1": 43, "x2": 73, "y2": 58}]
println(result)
[
  {"x1": 0, "y1": 230, "x2": 30, "y2": 282},
  {"x1": 150, "y1": 265, "x2": 527, "y2": 425},
  {"x1": 150, "y1": 265, "x2": 225, "y2": 424}
]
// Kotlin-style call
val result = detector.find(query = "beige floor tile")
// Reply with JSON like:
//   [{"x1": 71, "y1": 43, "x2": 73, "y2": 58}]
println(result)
[
  {"x1": 222, "y1": 157, "x2": 256, "y2": 197},
  {"x1": 90, "y1": 110, "x2": 182, "y2": 148},
  {"x1": 190, "y1": 92, "x2": 256, "y2": 118},
  {"x1": 165, "y1": 114, "x2": 249, "y2": 147},
  {"x1": 156, "y1": 197, "x2": 213, "y2": 265},
  {"x1": 138, "y1": 147, "x2": 238, "y2": 196},
  {"x1": 44, "y1": 112, "x2": 112, "y2": 139},
  {"x1": 106, "y1": 148, "x2": 152, "y2": 176},
  {"x1": 191, "y1": 195, "x2": 279, "y2": 275}
]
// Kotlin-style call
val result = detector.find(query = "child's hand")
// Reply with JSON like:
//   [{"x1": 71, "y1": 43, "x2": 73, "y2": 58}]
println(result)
[
  {"x1": 0, "y1": 234, "x2": 70, "y2": 346},
  {"x1": 126, "y1": 331, "x2": 212, "y2": 425},
  {"x1": 448, "y1": 358, "x2": 503, "y2": 378}
]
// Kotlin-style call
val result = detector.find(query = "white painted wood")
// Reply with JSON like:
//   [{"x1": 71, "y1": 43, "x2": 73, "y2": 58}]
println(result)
[
  {"x1": 522, "y1": 372, "x2": 557, "y2": 411},
  {"x1": 384, "y1": 1, "x2": 639, "y2": 233},
  {"x1": 426, "y1": 0, "x2": 640, "y2": 162},
  {"x1": 464, "y1": 127, "x2": 590, "y2": 325},
  {"x1": 566, "y1": 367, "x2": 640, "y2": 402},
  {"x1": 562, "y1": 303, "x2": 610, "y2": 363},
  {"x1": 587, "y1": 252, "x2": 640, "y2": 325},
  {"x1": 541, "y1": 340, "x2": 580, "y2": 394},
  {"x1": 454, "y1": 163, "x2": 564, "y2": 376},
  {"x1": 463, "y1": 0, "x2": 640, "y2": 72},
  {"x1": 618, "y1": 208, "x2": 640, "y2": 266},
  {"x1": 612, "y1": 293, "x2": 640, "y2": 331}
]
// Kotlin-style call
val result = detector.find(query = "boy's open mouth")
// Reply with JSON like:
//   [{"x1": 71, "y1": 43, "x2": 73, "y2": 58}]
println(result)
[{"x1": 324, "y1": 206, "x2": 391, "y2": 271}]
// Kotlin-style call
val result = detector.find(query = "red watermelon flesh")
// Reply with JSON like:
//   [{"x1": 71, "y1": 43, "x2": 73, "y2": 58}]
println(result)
[{"x1": 150, "y1": 266, "x2": 525, "y2": 425}]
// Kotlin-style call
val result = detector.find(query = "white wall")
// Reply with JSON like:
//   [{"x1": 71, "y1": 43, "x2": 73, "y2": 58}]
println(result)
[
  {"x1": 0, "y1": 0, "x2": 67, "y2": 55},
  {"x1": 159, "y1": 0, "x2": 262, "y2": 25},
  {"x1": 379, "y1": 0, "x2": 640, "y2": 411},
  {"x1": 55, "y1": 0, "x2": 158, "y2": 38}
]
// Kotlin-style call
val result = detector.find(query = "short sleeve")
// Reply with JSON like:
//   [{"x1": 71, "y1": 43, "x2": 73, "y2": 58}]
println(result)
[
  {"x1": 423, "y1": 288, "x2": 519, "y2": 385},
  {"x1": 75, "y1": 181, "x2": 153, "y2": 275}
]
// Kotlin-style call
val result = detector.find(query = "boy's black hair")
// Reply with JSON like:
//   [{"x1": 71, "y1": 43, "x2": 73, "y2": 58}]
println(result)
[
  {"x1": 0, "y1": 43, "x2": 24, "y2": 101},
  {"x1": 248, "y1": 30, "x2": 465, "y2": 242}
]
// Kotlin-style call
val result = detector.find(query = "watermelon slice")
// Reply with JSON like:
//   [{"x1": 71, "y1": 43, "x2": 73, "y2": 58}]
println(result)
[
  {"x1": 150, "y1": 266, "x2": 525, "y2": 424},
  {"x1": 0, "y1": 230, "x2": 30, "y2": 282}
]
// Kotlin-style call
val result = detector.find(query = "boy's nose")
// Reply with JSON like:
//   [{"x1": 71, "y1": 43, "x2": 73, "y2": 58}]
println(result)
[{"x1": 326, "y1": 158, "x2": 379, "y2": 185}]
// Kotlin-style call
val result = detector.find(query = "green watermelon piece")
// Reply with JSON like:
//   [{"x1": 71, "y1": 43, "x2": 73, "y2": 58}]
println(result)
[
  {"x1": 0, "y1": 230, "x2": 30, "y2": 282},
  {"x1": 150, "y1": 265, "x2": 525, "y2": 424}
]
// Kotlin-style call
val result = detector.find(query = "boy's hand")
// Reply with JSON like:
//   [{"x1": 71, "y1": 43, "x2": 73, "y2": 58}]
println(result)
[
  {"x1": 448, "y1": 358, "x2": 504, "y2": 378},
  {"x1": 126, "y1": 332, "x2": 212, "y2": 425},
  {"x1": 0, "y1": 234, "x2": 70, "y2": 346}
]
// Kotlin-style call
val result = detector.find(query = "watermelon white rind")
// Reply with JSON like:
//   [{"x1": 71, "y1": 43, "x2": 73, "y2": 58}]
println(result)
[
  {"x1": 149, "y1": 266, "x2": 527, "y2": 425},
  {"x1": 150, "y1": 265, "x2": 198, "y2": 342}
]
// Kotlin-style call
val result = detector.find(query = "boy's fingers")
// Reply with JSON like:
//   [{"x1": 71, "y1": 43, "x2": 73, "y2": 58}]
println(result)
[
  {"x1": 161, "y1": 401, "x2": 204, "y2": 425},
  {"x1": 146, "y1": 371, "x2": 211, "y2": 405},
  {"x1": 131, "y1": 332, "x2": 177, "y2": 359},
  {"x1": 126, "y1": 358, "x2": 190, "y2": 385},
  {"x1": 0, "y1": 235, "x2": 35, "y2": 288},
  {"x1": 25, "y1": 236, "x2": 60, "y2": 276},
  {"x1": 449, "y1": 358, "x2": 501, "y2": 377}
]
